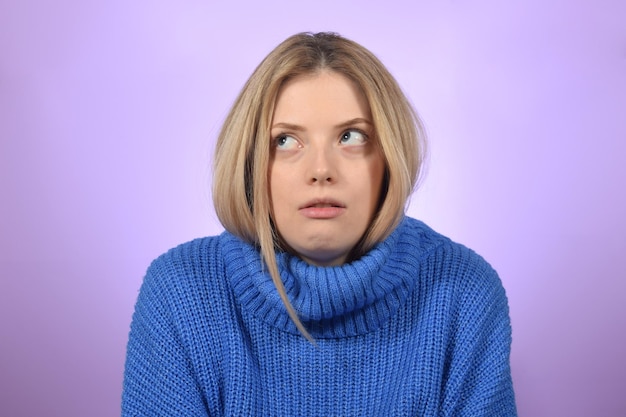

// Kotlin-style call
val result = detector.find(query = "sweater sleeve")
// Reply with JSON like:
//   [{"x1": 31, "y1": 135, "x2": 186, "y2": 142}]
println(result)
[
  {"x1": 441, "y1": 260, "x2": 517, "y2": 417},
  {"x1": 121, "y1": 257, "x2": 210, "y2": 417}
]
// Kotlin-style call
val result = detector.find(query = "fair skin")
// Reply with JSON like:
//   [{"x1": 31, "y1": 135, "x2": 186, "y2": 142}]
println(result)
[{"x1": 269, "y1": 70, "x2": 385, "y2": 266}]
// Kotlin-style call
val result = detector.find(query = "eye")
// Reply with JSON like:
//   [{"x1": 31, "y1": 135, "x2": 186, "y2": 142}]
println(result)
[
  {"x1": 274, "y1": 134, "x2": 300, "y2": 150},
  {"x1": 339, "y1": 129, "x2": 367, "y2": 146}
]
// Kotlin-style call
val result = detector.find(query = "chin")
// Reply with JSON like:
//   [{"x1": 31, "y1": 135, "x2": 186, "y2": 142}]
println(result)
[{"x1": 297, "y1": 248, "x2": 349, "y2": 267}]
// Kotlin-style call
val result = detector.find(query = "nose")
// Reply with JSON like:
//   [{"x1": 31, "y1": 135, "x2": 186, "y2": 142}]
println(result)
[{"x1": 308, "y1": 145, "x2": 336, "y2": 185}]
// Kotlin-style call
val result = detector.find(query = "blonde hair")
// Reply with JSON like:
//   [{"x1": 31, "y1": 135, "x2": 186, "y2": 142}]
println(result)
[{"x1": 213, "y1": 32, "x2": 426, "y2": 340}]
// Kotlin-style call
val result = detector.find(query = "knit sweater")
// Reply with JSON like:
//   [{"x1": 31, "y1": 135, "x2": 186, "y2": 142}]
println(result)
[{"x1": 122, "y1": 217, "x2": 517, "y2": 416}]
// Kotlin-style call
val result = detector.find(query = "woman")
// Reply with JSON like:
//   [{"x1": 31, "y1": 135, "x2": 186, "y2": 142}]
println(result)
[{"x1": 122, "y1": 32, "x2": 517, "y2": 416}]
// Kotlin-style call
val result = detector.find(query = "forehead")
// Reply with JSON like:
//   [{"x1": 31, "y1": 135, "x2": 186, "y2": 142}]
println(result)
[{"x1": 272, "y1": 71, "x2": 371, "y2": 123}]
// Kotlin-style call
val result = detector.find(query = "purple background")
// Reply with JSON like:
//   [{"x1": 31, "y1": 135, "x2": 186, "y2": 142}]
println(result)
[{"x1": 2, "y1": 1, "x2": 625, "y2": 416}]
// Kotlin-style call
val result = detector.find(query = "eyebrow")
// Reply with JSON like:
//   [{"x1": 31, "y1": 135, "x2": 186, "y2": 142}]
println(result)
[{"x1": 271, "y1": 118, "x2": 373, "y2": 131}]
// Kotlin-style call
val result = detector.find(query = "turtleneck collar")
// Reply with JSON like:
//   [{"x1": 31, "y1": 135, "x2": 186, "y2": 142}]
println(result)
[{"x1": 221, "y1": 217, "x2": 437, "y2": 338}]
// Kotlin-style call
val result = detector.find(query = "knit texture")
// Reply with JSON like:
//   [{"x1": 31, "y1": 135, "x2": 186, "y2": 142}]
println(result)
[{"x1": 122, "y1": 217, "x2": 517, "y2": 416}]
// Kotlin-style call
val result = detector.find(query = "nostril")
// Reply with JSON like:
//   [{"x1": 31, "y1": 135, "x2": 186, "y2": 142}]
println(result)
[{"x1": 311, "y1": 177, "x2": 332, "y2": 183}]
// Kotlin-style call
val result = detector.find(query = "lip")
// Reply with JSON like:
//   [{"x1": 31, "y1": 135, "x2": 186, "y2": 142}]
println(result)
[{"x1": 298, "y1": 198, "x2": 346, "y2": 219}]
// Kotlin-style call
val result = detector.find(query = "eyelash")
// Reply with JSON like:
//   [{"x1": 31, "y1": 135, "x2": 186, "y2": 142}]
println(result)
[
  {"x1": 273, "y1": 134, "x2": 299, "y2": 149},
  {"x1": 340, "y1": 129, "x2": 368, "y2": 143},
  {"x1": 273, "y1": 128, "x2": 369, "y2": 148}
]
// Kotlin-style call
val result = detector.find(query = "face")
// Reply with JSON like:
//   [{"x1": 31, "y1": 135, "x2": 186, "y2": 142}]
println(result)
[{"x1": 269, "y1": 71, "x2": 385, "y2": 266}]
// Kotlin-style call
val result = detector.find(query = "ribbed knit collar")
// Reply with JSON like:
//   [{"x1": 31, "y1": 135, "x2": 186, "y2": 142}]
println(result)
[{"x1": 221, "y1": 217, "x2": 431, "y2": 338}]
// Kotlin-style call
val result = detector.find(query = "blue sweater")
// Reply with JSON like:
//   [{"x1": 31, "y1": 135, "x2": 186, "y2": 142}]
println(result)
[{"x1": 122, "y1": 217, "x2": 517, "y2": 416}]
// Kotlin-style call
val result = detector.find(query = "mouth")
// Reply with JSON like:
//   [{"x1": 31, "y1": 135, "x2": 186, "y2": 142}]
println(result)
[
  {"x1": 299, "y1": 198, "x2": 346, "y2": 219},
  {"x1": 299, "y1": 198, "x2": 345, "y2": 210}
]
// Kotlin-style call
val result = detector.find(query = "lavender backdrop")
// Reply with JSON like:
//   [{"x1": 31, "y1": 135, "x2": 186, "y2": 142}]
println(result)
[{"x1": 2, "y1": 1, "x2": 625, "y2": 416}]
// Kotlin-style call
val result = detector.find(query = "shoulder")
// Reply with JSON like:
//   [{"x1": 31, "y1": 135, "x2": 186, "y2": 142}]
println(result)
[
  {"x1": 147, "y1": 235, "x2": 219, "y2": 280},
  {"x1": 402, "y1": 218, "x2": 512, "y2": 353},
  {"x1": 402, "y1": 217, "x2": 505, "y2": 298},
  {"x1": 140, "y1": 232, "x2": 241, "y2": 306},
  {"x1": 134, "y1": 232, "x2": 247, "y2": 344},
  {"x1": 146, "y1": 231, "x2": 244, "y2": 277}
]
